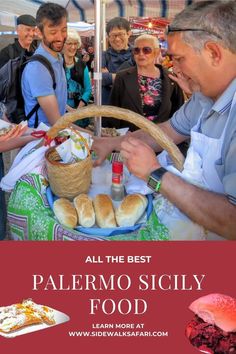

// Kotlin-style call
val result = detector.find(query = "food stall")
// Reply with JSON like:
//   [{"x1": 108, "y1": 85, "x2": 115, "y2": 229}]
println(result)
[
  {"x1": 0, "y1": 0, "x2": 195, "y2": 241},
  {"x1": 1, "y1": 105, "x2": 184, "y2": 241}
]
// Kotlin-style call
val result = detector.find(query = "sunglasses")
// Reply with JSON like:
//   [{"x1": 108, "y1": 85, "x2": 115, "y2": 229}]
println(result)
[
  {"x1": 133, "y1": 47, "x2": 153, "y2": 55},
  {"x1": 166, "y1": 25, "x2": 222, "y2": 40}
]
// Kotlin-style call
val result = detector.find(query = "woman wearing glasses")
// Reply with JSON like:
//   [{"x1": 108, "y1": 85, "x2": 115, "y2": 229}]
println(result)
[
  {"x1": 109, "y1": 34, "x2": 184, "y2": 132},
  {"x1": 63, "y1": 29, "x2": 92, "y2": 127},
  {"x1": 101, "y1": 17, "x2": 135, "y2": 106}
]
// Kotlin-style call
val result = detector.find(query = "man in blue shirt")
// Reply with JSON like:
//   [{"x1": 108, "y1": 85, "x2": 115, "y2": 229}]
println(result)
[{"x1": 22, "y1": 3, "x2": 68, "y2": 128}]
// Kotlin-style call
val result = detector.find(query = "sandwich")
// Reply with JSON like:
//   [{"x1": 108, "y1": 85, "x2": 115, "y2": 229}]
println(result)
[
  {"x1": 0, "y1": 125, "x2": 13, "y2": 137},
  {"x1": 186, "y1": 293, "x2": 236, "y2": 353},
  {"x1": 0, "y1": 121, "x2": 28, "y2": 142}
]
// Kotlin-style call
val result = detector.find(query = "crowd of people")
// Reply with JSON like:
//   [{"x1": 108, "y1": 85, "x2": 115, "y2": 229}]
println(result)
[{"x1": 0, "y1": 0, "x2": 235, "y2": 240}]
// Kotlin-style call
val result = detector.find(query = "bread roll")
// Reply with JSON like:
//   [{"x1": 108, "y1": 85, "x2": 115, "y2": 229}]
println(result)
[
  {"x1": 189, "y1": 293, "x2": 236, "y2": 332},
  {"x1": 53, "y1": 198, "x2": 77, "y2": 228},
  {"x1": 115, "y1": 193, "x2": 148, "y2": 227},
  {"x1": 74, "y1": 194, "x2": 95, "y2": 227},
  {"x1": 93, "y1": 194, "x2": 117, "y2": 228}
]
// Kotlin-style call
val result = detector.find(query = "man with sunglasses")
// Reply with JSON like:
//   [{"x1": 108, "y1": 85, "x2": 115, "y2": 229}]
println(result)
[
  {"x1": 93, "y1": 1, "x2": 236, "y2": 240},
  {"x1": 101, "y1": 17, "x2": 135, "y2": 106}
]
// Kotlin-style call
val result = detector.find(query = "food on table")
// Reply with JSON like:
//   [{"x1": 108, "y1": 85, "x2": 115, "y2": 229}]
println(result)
[
  {"x1": 52, "y1": 191, "x2": 149, "y2": 230},
  {"x1": 93, "y1": 194, "x2": 117, "y2": 228},
  {"x1": 53, "y1": 198, "x2": 78, "y2": 228},
  {"x1": 74, "y1": 193, "x2": 95, "y2": 227},
  {"x1": 87, "y1": 124, "x2": 120, "y2": 137},
  {"x1": 115, "y1": 193, "x2": 148, "y2": 227}
]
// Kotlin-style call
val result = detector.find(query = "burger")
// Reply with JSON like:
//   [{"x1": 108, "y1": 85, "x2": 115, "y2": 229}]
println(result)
[{"x1": 186, "y1": 293, "x2": 236, "y2": 354}]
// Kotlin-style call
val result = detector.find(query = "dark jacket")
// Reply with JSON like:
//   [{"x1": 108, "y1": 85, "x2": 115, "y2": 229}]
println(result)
[
  {"x1": 106, "y1": 64, "x2": 185, "y2": 131},
  {"x1": 0, "y1": 39, "x2": 37, "y2": 69},
  {"x1": 102, "y1": 45, "x2": 134, "y2": 104}
]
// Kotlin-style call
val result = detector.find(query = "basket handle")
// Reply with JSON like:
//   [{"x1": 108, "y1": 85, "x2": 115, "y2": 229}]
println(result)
[{"x1": 47, "y1": 105, "x2": 185, "y2": 171}]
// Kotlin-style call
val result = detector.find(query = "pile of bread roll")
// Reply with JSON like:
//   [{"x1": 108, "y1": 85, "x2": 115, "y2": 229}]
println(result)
[{"x1": 53, "y1": 193, "x2": 148, "y2": 229}]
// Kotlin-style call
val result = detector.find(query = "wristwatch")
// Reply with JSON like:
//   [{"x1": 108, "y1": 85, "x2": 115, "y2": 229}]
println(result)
[{"x1": 147, "y1": 167, "x2": 167, "y2": 192}]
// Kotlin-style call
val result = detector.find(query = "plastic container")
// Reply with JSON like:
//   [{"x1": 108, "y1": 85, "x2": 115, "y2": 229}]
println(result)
[{"x1": 111, "y1": 161, "x2": 125, "y2": 201}]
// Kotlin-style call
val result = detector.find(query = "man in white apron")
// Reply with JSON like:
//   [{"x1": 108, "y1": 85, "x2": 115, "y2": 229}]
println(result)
[{"x1": 119, "y1": 1, "x2": 236, "y2": 240}]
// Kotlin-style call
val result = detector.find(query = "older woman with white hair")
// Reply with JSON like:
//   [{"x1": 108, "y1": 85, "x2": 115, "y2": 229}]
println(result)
[
  {"x1": 63, "y1": 28, "x2": 92, "y2": 127},
  {"x1": 108, "y1": 34, "x2": 184, "y2": 132}
]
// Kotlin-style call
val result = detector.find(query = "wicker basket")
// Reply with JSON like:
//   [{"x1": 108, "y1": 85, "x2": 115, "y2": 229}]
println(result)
[
  {"x1": 45, "y1": 147, "x2": 92, "y2": 200},
  {"x1": 45, "y1": 105, "x2": 185, "y2": 199}
]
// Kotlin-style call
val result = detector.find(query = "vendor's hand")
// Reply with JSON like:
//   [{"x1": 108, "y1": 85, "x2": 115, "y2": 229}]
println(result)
[
  {"x1": 121, "y1": 137, "x2": 160, "y2": 181},
  {"x1": 92, "y1": 135, "x2": 123, "y2": 167},
  {"x1": 92, "y1": 136, "x2": 114, "y2": 167}
]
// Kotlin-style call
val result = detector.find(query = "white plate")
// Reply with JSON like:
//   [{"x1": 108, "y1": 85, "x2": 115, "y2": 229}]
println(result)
[{"x1": 0, "y1": 308, "x2": 70, "y2": 338}]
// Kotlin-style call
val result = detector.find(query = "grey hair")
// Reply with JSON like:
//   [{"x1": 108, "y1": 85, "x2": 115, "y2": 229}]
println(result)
[
  {"x1": 169, "y1": 1, "x2": 236, "y2": 53},
  {"x1": 134, "y1": 34, "x2": 160, "y2": 49},
  {"x1": 66, "y1": 28, "x2": 82, "y2": 48}
]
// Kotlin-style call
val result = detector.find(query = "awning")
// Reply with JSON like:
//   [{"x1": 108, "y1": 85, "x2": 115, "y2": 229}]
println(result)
[{"x1": 0, "y1": 0, "x2": 196, "y2": 30}]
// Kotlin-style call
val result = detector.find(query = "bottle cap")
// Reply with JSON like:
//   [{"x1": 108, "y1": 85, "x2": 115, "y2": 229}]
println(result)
[{"x1": 112, "y1": 161, "x2": 123, "y2": 174}]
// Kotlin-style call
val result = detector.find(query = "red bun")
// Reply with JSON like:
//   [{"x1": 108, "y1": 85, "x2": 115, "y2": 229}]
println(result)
[{"x1": 189, "y1": 293, "x2": 236, "y2": 332}]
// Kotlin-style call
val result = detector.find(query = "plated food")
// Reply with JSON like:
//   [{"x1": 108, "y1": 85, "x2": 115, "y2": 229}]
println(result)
[
  {"x1": 115, "y1": 194, "x2": 148, "y2": 227},
  {"x1": 74, "y1": 193, "x2": 95, "y2": 228},
  {"x1": 52, "y1": 193, "x2": 148, "y2": 230},
  {"x1": 186, "y1": 293, "x2": 236, "y2": 353},
  {"x1": 53, "y1": 198, "x2": 78, "y2": 229},
  {"x1": 0, "y1": 121, "x2": 28, "y2": 142},
  {"x1": 0, "y1": 299, "x2": 55, "y2": 334},
  {"x1": 93, "y1": 194, "x2": 117, "y2": 228}
]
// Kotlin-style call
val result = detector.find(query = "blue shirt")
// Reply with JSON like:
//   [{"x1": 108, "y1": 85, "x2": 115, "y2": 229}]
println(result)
[
  {"x1": 170, "y1": 78, "x2": 236, "y2": 204},
  {"x1": 21, "y1": 43, "x2": 67, "y2": 127}
]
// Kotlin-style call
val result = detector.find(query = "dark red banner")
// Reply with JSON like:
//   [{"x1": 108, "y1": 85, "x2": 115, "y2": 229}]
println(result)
[{"x1": 0, "y1": 241, "x2": 235, "y2": 354}]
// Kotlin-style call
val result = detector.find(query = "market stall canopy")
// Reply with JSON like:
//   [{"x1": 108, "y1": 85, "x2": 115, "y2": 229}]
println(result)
[
  {"x1": 0, "y1": 0, "x2": 196, "y2": 31},
  {"x1": 129, "y1": 17, "x2": 170, "y2": 35}
]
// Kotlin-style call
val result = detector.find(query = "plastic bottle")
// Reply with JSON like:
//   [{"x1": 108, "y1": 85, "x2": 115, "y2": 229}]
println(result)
[{"x1": 111, "y1": 161, "x2": 125, "y2": 201}]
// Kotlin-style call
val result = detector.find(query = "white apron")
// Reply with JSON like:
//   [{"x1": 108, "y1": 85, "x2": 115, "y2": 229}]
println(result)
[{"x1": 156, "y1": 94, "x2": 236, "y2": 241}]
